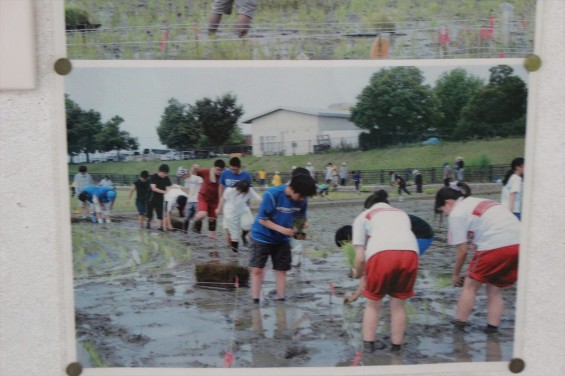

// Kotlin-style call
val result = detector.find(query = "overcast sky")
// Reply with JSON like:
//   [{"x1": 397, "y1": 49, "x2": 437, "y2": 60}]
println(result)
[{"x1": 64, "y1": 59, "x2": 528, "y2": 150}]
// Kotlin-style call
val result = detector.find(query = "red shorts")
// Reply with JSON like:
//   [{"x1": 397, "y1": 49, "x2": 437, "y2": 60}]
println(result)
[
  {"x1": 363, "y1": 250, "x2": 419, "y2": 301},
  {"x1": 198, "y1": 197, "x2": 218, "y2": 219},
  {"x1": 467, "y1": 244, "x2": 519, "y2": 287}
]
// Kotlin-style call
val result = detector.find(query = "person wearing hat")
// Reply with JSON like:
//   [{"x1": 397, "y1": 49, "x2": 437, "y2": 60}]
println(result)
[
  {"x1": 413, "y1": 169, "x2": 423, "y2": 194},
  {"x1": 305, "y1": 162, "x2": 316, "y2": 180},
  {"x1": 455, "y1": 156, "x2": 465, "y2": 181},
  {"x1": 146, "y1": 164, "x2": 173, "y2": 230}
]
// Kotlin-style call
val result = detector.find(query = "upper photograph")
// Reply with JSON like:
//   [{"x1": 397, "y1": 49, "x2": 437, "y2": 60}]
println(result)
[{"x1": 65, "y1": 0, "x2": 536, "y2": 60}]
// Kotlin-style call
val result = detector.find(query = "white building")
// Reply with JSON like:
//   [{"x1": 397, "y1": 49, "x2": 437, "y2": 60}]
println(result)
[{"x1": 242, "y1": 107, "x2": 365, "y2": 156}]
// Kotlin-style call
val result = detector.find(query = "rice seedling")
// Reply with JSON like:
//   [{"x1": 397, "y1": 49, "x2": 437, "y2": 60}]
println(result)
[
  {"x1": 83, "y1": 341, "x2": 107, "y2": 367},
  {"x1": 341, "y1": 241, "x2": 355, "y2": 268},
  {"x1": 434, "y1": 274, "x2": 453, "y2": 289}
]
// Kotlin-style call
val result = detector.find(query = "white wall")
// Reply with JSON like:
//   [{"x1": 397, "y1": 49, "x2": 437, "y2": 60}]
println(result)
[
  {"x1": 1, "y1": 1, "x2": 564, "y2": 376},
  {"x1": 251, "y1": 110, "x2": 363, "y2": 155}
]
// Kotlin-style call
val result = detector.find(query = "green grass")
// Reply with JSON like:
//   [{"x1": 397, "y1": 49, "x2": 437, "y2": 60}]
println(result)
[
  {"x1": 65, "y1": 0, "x2": 536, "y2": 60},
  {"x1": 70, "y1": 137, "x2": 525, "y2": 177}
]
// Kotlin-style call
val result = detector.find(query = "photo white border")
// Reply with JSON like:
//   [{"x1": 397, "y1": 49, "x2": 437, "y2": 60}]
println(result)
[
  {"x1": 1, "y1": 1, "x2": 564, "y2": 375},
  {"x1": 65, "y1": 57, "x2": 525, "y2": 376}
]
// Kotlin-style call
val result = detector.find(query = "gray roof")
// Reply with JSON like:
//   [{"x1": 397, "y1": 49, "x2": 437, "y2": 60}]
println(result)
[{"x1": 241, "y1": 106, "x2": 351, "y2": 124}]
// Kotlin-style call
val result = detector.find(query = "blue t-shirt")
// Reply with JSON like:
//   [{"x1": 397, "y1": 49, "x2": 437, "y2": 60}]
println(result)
[
  {"x1": 251, "y1": 185, "x2": 307, "y2": 244},
  {"x1": 81, "y1": 186, "x2": 98, "y2": 203},
  {"x1": 96, "y1": 185, "x2": 116, "y2": 203},
  {"x1": 219, "y1": 170, "x2": 253, "y2": 188}
]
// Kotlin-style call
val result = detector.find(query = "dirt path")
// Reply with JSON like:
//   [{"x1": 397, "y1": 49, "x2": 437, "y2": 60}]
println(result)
[{"x1": 72, "y1": 188, "x2": 515, "y2": 368}]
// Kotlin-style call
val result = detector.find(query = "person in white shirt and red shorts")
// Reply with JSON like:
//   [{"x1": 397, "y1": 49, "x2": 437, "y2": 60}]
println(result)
[
  {"x1": 435, "y1": 181, "x2": 520, "y2": 334},
  {"x1": 351, "y1": 190, "x2": 419, "y2": 353}
]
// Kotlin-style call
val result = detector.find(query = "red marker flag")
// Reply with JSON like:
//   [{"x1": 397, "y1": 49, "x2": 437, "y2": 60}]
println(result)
[
  {"x1": 329, "y1": 282, "x2": 336, "y2": 295},
  {"x1": 160, "y1": 30, "x2": 168, "y2": 52},
  {"x1": 521, "y1": 15, "x2": 527, "y2": 30},
  {"x1": 234, "y1": 276, "x2": 239, "y2": 289},
  {"x1": 353, "y1": 351, "x2": 362, "y2": 366},
  {"x1": 224, "y1": 352, "x2": 234, "y2": 368}
]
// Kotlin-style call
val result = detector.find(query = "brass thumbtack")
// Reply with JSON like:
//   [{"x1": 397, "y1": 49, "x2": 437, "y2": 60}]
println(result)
[
  {"x1": 509, "y1": 358, "x2": 526, "y2": 373},
  {"x1": 65, "y1": 361, "x2": 83, "y2": 376},
  {"x1": 523, "y1": 54, "x2": 541, "y2": 72},
  {"x1": 54, "y1": 58, "x2": 73, "y2": 76}
]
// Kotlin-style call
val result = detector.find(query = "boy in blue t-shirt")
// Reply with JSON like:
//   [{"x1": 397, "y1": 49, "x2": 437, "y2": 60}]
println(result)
[
  {"x1": 248, "y1": 173, "x2": 317, "y2": 303},
  {"x1": 78, "y1": 186, "x2": 117, "y2": 223}
]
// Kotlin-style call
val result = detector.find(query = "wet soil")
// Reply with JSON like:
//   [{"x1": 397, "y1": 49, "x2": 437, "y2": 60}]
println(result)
[{"x1": 72, "y1": 188, "x2": 516, "y2": 368}]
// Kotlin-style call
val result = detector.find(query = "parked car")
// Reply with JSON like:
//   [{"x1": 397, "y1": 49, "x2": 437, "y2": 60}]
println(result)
[
  {"x1": 194, "y1": 150, "x2": 215, "y2": 159},
  {"x1": 179, "y1": 151, "x2": 195, "y2": 160},
  {"x1": 313, "y1": 144, "x2": 331, "y2": 153}
]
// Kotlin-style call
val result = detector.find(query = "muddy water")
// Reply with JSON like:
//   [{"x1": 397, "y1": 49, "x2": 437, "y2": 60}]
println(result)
[{"x1": 72, "y1": 193, "x2": 515, "y2": 368}]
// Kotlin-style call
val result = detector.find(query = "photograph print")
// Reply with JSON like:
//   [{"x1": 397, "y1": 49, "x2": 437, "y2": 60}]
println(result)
[{"x1": 66, "y1": 59, "x2": 528, "y2": 369}]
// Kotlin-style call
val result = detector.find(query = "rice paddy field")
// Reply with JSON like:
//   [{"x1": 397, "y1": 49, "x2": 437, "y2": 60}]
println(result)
[
  {"x1": 71, "y1": 186, "x2": 517, "y2": 368},
  {"x1": 65, "y1": 0, "x2": 536, "y2": 60}
]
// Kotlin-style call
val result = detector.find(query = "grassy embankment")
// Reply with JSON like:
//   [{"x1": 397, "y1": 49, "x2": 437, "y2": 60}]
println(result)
[
  {"x1": 70, "y1": 138, "x2": 525, "y2": 214},
  {"x1": 72, "y1": 138, "x2": 525, "y2": 176},
  {"x1": 65, "y1": 0, "x2": 535, "y2": 60}
]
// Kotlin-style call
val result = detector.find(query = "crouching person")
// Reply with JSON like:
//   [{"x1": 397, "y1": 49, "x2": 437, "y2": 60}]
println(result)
[{"x1": 351, "y1": 190, "x2": 419, "y2": 352}]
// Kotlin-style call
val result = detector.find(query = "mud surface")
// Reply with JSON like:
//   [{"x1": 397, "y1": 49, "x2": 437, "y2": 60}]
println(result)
[{"x1": 72, "y1": 191, "x2": 516, "y2": 368}]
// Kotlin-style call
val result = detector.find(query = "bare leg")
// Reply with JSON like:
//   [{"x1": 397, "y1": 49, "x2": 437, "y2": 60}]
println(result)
[
  {"x1": 235, "y1": 14, "x2": 252, "y2": 37},
  {"x1": 362, "y1": 298, "x2": 382, "y2": 342},
  {"x1": 390, "y1": 298, "x2": 407, "y2": 345},
  {"x1": 251, "y1": 267, "x2": 265, "y2": 300},
  {"x1": 208, "y1": 13, "x2": 222, "y2": 34},
  {"x1": 455, "y1": 277, "x2": 482, "y2": 322},
  {"x1": 275, "y1": 270, "x2": 287, "y2": 299},
  {"x1": 486, "y1": 284, "x2": 504, "y2": 327}
]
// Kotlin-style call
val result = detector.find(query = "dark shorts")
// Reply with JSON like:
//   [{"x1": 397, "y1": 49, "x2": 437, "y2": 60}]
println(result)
[
  {"x1": 135, "y1": 201, "x2": 146, "y2": 216},
  {"x1": 248, "y1": 238, "x2": 291, "y2": 271},
  {"x1": 147, "y1": 198, "x2": 164, "y2": 220}
]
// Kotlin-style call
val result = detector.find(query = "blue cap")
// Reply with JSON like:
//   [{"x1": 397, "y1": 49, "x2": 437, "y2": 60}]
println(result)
[{"x1": 106, "y1": 190, "x2": 117, "y2": 201}]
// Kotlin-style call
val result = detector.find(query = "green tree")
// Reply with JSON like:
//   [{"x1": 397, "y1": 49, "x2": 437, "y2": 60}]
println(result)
[
  {"x1": 350, "y1": 66, "x2": 441, "y2": 146},
  {"x1": 190, "y1": 93, "x2": 244, "y2": 148},
  {"x1": 434, "y1": 68, "x2": 484, "y2": 138},
  {"x1": 65, "y1": 94, "x2": 103, "y2": 163},
  {"x1": 157, "y1": 98, "x2": 201, "y2": 150},
  {"x1": 458, "y1": 65, "x2": 527, "y2": 138},
  {"x1": 96, "y1": 116, "x2": 139, "y2": 159}
]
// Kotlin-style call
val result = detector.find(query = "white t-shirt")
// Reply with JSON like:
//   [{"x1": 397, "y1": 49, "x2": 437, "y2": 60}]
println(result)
[
  {"x1": 222, "y1": 187, "x2": 261, "y2": 218},
  {"x1": 447, "y1": 197, "x2": 520, "y2": 251},
  {"x1": 164, "y1": 185, "x2": 188, "y2": 213},
  {"x1": 352, "y1": 202, "x2": 418, "y2": 260},
  {"x1": 500, "y1": 174, "x2": 523, "y2": 213},
  {"x1": 184, "y1": 175, "x2": 203, "y2": 203}
]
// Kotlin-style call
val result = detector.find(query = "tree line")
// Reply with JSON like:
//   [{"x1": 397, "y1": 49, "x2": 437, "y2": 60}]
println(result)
[
  {"x1": 66, "y1": 95, "x2": 139, "y2": 163},
  {"x1": 66, "y1": 64, "x2": 526, "y2": 161},
  {"x1": 351, "y1": 64, "x2": 527, "y2": 149}
]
